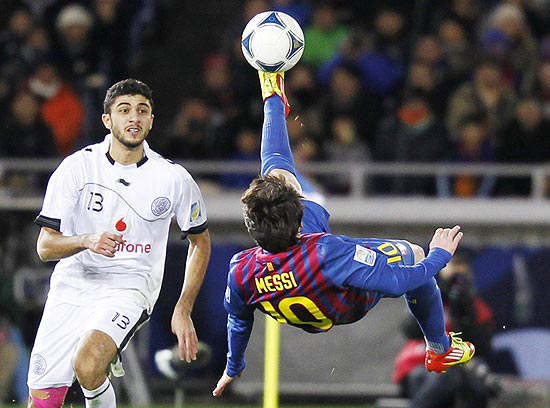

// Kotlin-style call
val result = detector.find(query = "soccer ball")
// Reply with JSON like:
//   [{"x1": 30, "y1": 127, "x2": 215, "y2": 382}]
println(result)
[{"x1": 241, "y1": 11, "x2": 305, "y2": 72}]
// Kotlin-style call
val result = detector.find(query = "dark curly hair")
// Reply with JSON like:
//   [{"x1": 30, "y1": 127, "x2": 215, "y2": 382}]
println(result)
[
  {"x1": 103, "y1": 78, "x2": 154, "y2": 114},
  {"x1": 241, "y1": 174, "x2": 304, "y2": 253}
]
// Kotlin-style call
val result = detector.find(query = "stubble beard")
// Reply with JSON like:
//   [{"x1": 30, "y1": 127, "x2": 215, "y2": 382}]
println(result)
[{"x1": 112, "y1": 127, "x2": 149, "y2": 149}]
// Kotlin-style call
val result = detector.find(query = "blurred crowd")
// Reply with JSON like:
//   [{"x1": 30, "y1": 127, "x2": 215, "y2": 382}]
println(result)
[
  {"x1": 0, "y1": 0, "x2": 158, "y2": 192},
  {"x1": 158, "y1": 0, "x2": 550, "y2": 198},
  {"x1": 2, "y1": 0, "x2": 550, "y2": 198}
]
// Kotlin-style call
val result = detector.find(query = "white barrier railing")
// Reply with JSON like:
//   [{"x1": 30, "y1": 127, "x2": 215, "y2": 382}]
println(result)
[{"x1": 1, "y1": 159, "x2": 549, "y2": 226}]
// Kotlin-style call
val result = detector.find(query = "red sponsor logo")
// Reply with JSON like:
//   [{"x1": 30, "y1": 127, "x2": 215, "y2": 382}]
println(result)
[{"x1": 115, "y1": 218, "x2": 127, "y2": 232}]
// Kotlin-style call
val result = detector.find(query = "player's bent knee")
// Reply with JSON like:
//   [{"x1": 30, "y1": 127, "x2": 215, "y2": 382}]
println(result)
[
  {"x1": 29, "y1": 387, "x2": 69, "y2": 408},
  {"x1": 73, "y1": 360, "x2": 106, "y2": 390}
]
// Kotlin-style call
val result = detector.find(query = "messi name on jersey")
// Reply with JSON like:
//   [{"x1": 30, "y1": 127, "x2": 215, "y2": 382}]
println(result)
[{"x1": 255, "y1": 271, "x2": 298, "y2": 293}]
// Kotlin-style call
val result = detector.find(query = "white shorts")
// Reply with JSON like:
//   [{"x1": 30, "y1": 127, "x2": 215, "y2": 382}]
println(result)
[{"x1": 27, "y1": 295, "x2": 149, "y2": 388}]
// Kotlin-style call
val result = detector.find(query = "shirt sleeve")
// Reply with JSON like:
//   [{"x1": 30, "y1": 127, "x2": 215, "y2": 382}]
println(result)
[
  {"x1": 343, "y1": 247, "x2": 452, "y2": 296},
  {"x1": 173, "y1": 166, "x2": 208, "y2": 238},
  {"x1": 35, "y1": 156, "x2": 80, "y2": 233},
  {"x1": 223, "y1": 264, "x2": 255, "y2": 377},
  {"x1": 320, "y1": 235, "x2": 452, "y2": 296},
  {"x1": 225, "y1": 313, "x2": 254, "y2": 377}
]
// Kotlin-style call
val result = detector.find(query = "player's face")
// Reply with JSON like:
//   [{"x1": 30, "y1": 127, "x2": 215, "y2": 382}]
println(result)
[{"x1": 102, "y1": 94, "x2": 154, "y2": 149}]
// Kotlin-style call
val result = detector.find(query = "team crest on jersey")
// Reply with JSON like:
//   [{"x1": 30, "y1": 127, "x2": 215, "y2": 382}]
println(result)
[
  {"x1": 190, "y1": 201, "x2": 201, "y2": 222},
  {"x1": 353, "y1": 244, "x2": 376, "y2": 266},
  {"x1": 151, "y1": 197, "x2": 171, "y2": 216},
  {"x1": 31, "y1": 354, "x2": 47, "y2": 375}
]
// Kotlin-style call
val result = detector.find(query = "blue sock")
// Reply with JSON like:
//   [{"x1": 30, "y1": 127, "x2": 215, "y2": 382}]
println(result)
[
  {"x1": 405, "y1": 278, "x2": 450, "y2": 354},
  {"x1": 260, "y1": 95, "x2": 296, "y2": 176}
]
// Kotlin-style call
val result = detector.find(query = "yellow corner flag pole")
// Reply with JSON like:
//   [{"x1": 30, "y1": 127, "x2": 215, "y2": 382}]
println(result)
[{"x1": 263, "y1": 315, "x2": 281, "y2": 408}]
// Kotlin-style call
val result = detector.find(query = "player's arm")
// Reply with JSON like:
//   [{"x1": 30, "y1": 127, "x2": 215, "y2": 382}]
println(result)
[
  {"x1": 171, "y1": 229, "x2": 211, "y2": 363},
  {"x1": 213, "y1": 313, "x2": 254, "y2": 397},
  {"x1": 213, "y1": 265, "x2": 255, "y2": 397},
  {"x1": 36, "y1": 226, "x2": 124, "y2": 261},
  {"x1": 344, "y1": 226, "x2": 463, "y2": 296}
]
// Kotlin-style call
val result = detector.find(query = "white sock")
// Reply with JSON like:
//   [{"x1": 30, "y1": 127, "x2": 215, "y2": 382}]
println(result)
[{"x1": 82, "y1": 377, "x2": 116, "y2": 408}]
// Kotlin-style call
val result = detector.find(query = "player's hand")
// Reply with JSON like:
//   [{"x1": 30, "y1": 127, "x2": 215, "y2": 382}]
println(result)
[
  {"x1": 212, "y1": 370, "x2": 235, "y2": 397},
  {"x1": 429, "y1": 225, "x2": 463, "y2": 255},
  {"x1": 171, "y1": 308, "x2": 199, "y2": 363},
  {"x1": 86, "y1": 232, "x2": 124, "y2": 257}
]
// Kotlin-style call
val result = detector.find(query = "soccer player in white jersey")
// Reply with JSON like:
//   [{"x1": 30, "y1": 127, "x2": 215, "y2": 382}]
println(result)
[{"x1": 27, "y1": 79, "x2": 211, "y2": 408}]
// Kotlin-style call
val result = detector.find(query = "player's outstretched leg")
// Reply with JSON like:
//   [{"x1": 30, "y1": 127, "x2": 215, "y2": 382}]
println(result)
[
  {"x1": 258, "y1": 71, "x2": 296, "y2": 177},
  {"x1": 405, "y1": 244, "x2": 475, "y2": 374},
  {"x1": 425, "y1": 331, "x2": 476, "y2": 374}
]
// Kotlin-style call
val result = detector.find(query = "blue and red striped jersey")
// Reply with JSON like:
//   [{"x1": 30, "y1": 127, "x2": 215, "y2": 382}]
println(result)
[
  {"x1": 223, "y1": 199, "x2": 452, "y2": 377},
  {"x1": 225, "y1": 231, "x2": 419, "y2": 334}
]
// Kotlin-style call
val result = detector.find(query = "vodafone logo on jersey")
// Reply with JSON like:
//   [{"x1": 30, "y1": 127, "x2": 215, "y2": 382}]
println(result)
[
  {"x1": 115, "y1": 217, "x2": 128, "y2": 232},
  {"x1": 112, "y1": 217, "x2": 152, "y2": 254}
]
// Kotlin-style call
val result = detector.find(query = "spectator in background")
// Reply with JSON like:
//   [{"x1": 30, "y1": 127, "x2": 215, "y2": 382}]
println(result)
[
  {"x1": 374, "y1": 90, "x2": 450, "y2": 196},
  {"x1": 18, "y1": 25, "x2": 52, "y2": 77},
  {"x1": 92, "y1": 0, "x2": 132, "y2": 81},
  {"x1": 442, "y1": 113, "x2": 496, "y2": 198},
  {"x1": 479, "y1": 2, "x2": 539, "y2": 96},
  {"x1": 495, "y1": 97, "x2": 550, "y2": 196},
  {"x1": 533, "y1": 60, "x2": 550, "y2": 119},
  {"x1": 446, "y1": 60, "x2": 516, "y2": 142},
  {"x1": 436, "y1": 18, "x2": 476, "y2": 99},
  {"x1": 0, "y1": 7, "x2": 34, "y2": 76},
  {"x1": 429, "y1": 0, "x2": 484, "y2": 42},
  {"x1": 161, "y1": 97, "x2": 220, "y2": 160},
  {"x1": 50, "y1": 3, "x2": 108, "y2": 143},
  {"x1": 50, "y1": 3, "x2": 98, "y2": 85},
  {"x1": 0, "y1": 7, "x2": 35, "y2": 107},
  {"x1": 0, "y1": 88, "x2": 57, "y2": 158},
  {"x1": 321, "y1": 114, "x2": 371, "y2": 195},
  {"x1": 410, "y1": 35, "x2": 445, "y2": 81},
  {"x1": 359, "y1": 6, "x2": 409, "y2": 98},
  {"x1": 219, "y1": 127, "x2": 260, "y2": 191},
  {"x1": 321, "y1": 7, "x2": 408, "y2": 100},
  {"x1": 117, "y1": 0, "x2": 159, "y2": 72},
  {"x1": 406, "y1": 61, "x2": 448, "y2": 120},
  {"x1": 394, "y1": 252, "x2": 498, "y2": 408},
  {"x1": 319, "y1": 62, "x2": 382, "y2": 150},
  {"x1": 27, "y1": 60, "x2": 85, "y2": 156},
  {"x1": 300, "y1": 2, "x2": 349, "y2": 69},
  {"x1": 0, "y1": 89, "x2": 57, "y2": 194},
  {"x1": 199, "y1": 54, "x2": 245, "y2": 151}
]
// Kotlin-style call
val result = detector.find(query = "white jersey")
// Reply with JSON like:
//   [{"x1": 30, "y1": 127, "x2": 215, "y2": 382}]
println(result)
[{"x1": 36, "y1": 135, "x2": 208, "y2": 313}]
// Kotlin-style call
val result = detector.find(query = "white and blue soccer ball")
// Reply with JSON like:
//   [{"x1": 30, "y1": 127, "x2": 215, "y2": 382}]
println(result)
[{"x1": 241, "y1": 11, "x2": 305, "y2": 72}]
